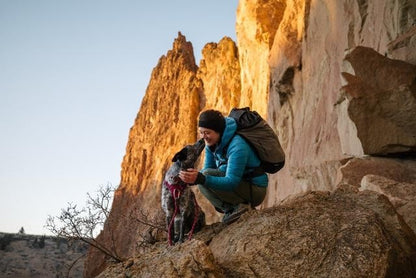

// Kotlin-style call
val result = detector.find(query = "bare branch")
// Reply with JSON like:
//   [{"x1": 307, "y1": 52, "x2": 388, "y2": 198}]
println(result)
[
  {"x1": 45, "y1": 183, "x2": 123, "y2": 263},
  {"x1": 134, "y1": 208, "x2": 166, "y2": 232},
  {"x1": 65, "y1": 253, "x2": 86, "y2": 278}
]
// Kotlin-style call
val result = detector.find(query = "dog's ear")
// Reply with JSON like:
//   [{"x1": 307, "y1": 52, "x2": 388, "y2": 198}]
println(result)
[{"x1": 172, "y1": 147, "x2": 188, "y2": 162}]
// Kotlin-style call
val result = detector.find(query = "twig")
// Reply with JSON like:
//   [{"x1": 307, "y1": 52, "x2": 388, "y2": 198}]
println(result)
[{"x1": 65, "y1": 253, "x2": 86, "y2": 278}]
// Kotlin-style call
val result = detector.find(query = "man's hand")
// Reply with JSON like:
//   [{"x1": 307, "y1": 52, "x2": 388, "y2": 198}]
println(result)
[{"x1": 179, "y1": 168, "x2": 199, "y2": 184}]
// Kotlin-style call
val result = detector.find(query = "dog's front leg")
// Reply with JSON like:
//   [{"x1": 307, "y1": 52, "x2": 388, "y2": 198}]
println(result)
[
  {"x1": 164, "y1": 196, "x2": 175, "y2": 244},
  {"x1": 166, "y1": 213, "x2": 175, "y2": 244},
  {"x1": 173, "y1": 215, "x2": 182, "y2": 243},
  {"x1": 177, "y1": 212, "x2": 186, "y2": 243}
]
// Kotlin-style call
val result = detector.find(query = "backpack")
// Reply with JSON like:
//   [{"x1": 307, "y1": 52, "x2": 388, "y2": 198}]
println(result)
[{"x1": 228, "y1": 107, "x2": 285, "y2": 174}]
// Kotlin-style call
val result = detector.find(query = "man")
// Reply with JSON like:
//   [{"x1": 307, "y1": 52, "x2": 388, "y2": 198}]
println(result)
[{"x1": 179, "y1": 109, "x2": 268, "y2": 224}]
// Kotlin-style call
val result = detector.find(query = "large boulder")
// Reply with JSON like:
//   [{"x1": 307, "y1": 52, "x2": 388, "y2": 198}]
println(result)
[
  {"x1": 96, "y1": 188, "x2": 416, "y2": 277},
  {"x1": 210, "y1": 188, "x2": 416, "y2": 277},
  {"x1": 361, "y1": 174, "x2": 416, "y2": 234},
  {"x1": 336, "y1": 156, "x2": 416, "y2": 235},
  {"x1": 97, "y1": 240, "x2": 224, "y2": 278}
]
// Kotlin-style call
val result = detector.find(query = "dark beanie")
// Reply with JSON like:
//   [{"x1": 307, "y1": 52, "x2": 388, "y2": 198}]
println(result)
[{"x1": 198, "y1": 109, "x2": 225, "y2": 134}]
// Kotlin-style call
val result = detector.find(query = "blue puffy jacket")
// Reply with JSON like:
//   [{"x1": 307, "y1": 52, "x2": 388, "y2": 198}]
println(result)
[{"x1": 201, "y1": 117, "x2": 268, "y2": 191}]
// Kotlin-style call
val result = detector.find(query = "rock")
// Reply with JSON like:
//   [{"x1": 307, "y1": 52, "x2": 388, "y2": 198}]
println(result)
[
  {"x1": 267, "y1": 0, "x2": 416, "y2": 203},
  {"x1": 337, "y1": 157, "x2": 416, "y2": 234},
  {"x1": 84, "y1": 32, "x2": 203, "y2": 278},
  {"x1": 197, "y1": 37, "x2": 241, "y2": 113},
  {"x1": 209, "y1": 189, "x2": 416, "y2": 277},
  {"x1": 124, "y1": 258, "x2": 134, "y2": 269},
  {"x1": 340, "y1": 46, "x2": 416, "y2": 155},
  {"x1": 120, "y1": 31, "x2": 201, "y2": 194},
  {"x1": 96, "y1": 240, "x2": 225, "y2": 278},
  {"x1": 361, "y1": 174, "x2": 416, "y2": 233},
  {"x1": 94, "y1": 189, "x2": 416, "y2": 278},
  {"x1": 398, "y1": 200, "x2": 416, "y2": 238},
  {"x1": 236, "y1": 0, "x2": 286, "y2": 117},
  {"x1": 361, "y1": 174, "x2": 416, "y2": 207},
  {"x1": 336, "y1": 156, "x2": 416, "y2": 188}
]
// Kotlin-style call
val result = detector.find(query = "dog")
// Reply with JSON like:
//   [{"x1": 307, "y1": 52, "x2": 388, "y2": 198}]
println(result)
[{"x1": 161, "y1": 139, "x2": 206, "y2": 244}]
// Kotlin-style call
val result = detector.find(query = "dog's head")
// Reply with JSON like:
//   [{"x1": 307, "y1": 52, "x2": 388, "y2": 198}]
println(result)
[{"x1": 172, "y1": 139, "x2": 205, "y2": 169}]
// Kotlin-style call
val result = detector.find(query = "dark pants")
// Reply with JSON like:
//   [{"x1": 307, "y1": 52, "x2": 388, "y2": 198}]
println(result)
[{"x1": 197, "y1": 168, "x2": 266, "y2": 212}]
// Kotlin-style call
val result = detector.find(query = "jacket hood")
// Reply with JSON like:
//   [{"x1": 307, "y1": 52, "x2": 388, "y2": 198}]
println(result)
[{"x1": 215, "y1": 117, "x2": 237, "y2": 153}]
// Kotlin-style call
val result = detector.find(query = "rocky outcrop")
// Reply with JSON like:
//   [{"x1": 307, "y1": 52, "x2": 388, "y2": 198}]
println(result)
[
  {"x1": 336, "y1": 157, "x2": 416, "y2": 188},
  {"x1": 211, "y1": 188, "x2": 416, "y2": 277},
  {"x1": 340, "y1": 46, "x2": 416, "y2": 155},
  {"x1": 361, "y1": 174, "x2": 416, "y2": 233},
  {"x1": 96, "y1": 189, "x2": 416, "y2": 277},
  {"x1": 86, "y1": 0, "x2": 416, "y2": 276},
  {"x1": 120, "y1": 32, "x2": 201, "y2": 195},
  {"x1": 84, "y1": 33, "x2": 203, "y2": 277},
  {"x1": 197, "y1": 37, "x2": 241, "y2": 114},
  {"x1": 236, "y1": 0, "x2": 286, "y2": 117},
  {"x1": 97, "y1": 240, "x2": 225, "y2": 278},
  {"x1": 337, "y1": 156, "x2": 416, "y2": 235}
]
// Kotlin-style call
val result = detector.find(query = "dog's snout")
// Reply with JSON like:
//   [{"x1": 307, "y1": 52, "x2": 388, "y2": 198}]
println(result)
[
  {"x1": 196, "y1": 138, "x2": 205, "y2": 146},
  {"x1": 195, "y1": 139, "x2": 205, "y2": 154}
]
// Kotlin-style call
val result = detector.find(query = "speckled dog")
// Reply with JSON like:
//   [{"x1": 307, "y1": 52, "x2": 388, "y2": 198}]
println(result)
[{"x1": 161, "y1": 139, "x2": 206, "y2": 244}]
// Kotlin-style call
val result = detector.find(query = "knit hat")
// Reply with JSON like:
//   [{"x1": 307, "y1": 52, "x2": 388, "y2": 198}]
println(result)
[{"x1": 198, "y1": 109, "x2": 225, "y2": 134}]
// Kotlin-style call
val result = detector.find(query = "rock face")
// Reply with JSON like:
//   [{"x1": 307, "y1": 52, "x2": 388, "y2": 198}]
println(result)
[
  {"x1": 267, "y1": 0, "x2": 416, "y2": 204},
  {"x1": 84, "y1": 32, "x2": 203, "y2": 278},
  {"x1": 236, "y1": 0, "x2": 286, "y2": 117},
  {"x1": 120, "y1": 32, "x2": 201, "y2": 195},
  {"x1": 85, "y1": 0, "x2": 416, "y2": 276},
  {"x1": 197, "y1": 36, "x2": 241, "y2": 114},
  {"x1": 340, "y1": 46, "x2": 416, "y2": 155},
  {"x1": 96, "y1": 189, "x2": 416, "y2": 278}
]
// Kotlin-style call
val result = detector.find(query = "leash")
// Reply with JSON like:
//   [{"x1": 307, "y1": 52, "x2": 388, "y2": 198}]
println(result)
[
  {"x1": 164, "y1": 179, "x2": 201, "y2": 245},
  {"x1": 187, "y1": 193, "x2": 200, "y2": 240}
]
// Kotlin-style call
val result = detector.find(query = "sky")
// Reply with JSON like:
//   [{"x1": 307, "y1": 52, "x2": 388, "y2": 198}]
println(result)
[{"x1": 0, "y1": 0, "x2": 238, "y2": 235}]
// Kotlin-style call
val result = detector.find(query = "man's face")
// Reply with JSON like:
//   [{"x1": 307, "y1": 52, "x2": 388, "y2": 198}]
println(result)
[{"x1": 198, "y1": 127, "x2": 220, "y2": 147}]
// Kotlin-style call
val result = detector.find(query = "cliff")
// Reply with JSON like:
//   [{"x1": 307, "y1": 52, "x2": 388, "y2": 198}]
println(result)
[{"x1": 85, "y1": 0, "x2": 416, "y2": 277}]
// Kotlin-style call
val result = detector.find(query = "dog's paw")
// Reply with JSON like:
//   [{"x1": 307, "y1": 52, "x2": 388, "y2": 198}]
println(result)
[{"x1": 173, "y1": 235, "x2": 185, "y2": 244}]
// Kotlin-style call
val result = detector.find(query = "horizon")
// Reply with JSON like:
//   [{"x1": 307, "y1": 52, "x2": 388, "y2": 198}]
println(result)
[{"x1": 0, "y1": 0, "x2": 238, "y2": 235}]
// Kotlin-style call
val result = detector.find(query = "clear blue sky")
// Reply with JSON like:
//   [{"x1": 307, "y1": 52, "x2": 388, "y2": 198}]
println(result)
[{"x1": 0, "y1": 0, "x2": 238, "y2": 235}]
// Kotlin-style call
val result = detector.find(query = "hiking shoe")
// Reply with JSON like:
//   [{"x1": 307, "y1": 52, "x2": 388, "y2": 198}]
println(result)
[
  {"x1": 222, "y1": 203, "x2": 250, "y2": 224},
  {"x1": 222, "y1": 211, "x2": 233, "y2": 223}
]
